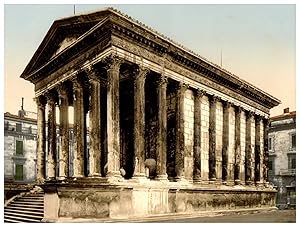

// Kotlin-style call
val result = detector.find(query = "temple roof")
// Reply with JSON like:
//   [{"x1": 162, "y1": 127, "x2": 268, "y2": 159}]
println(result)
[{"x1": 20, "y1": 7, "x2": 281, "y2": 109}]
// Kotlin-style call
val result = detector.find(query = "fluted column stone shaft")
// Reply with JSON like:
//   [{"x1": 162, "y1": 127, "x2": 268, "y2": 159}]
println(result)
[
  {"x1": 105, "y1": 56, "x2": 122, "y2": 178},
  {"x1": 245, "y1": 111, "x2": 255, "y2": 185},
  {"x1": 222, "y1": 102, "x2": 231, "y2": 183},
  {"x1": 36, "y1": 96, "x2": 46, "y2": 182},
  {"x1": 156, "y1": 76, "x2": 168, "y2": 180},
  {"x1": 193, "y1": 89, "x2": 204, "y2": 182},
  {"x1": 46, "y1": 94, "x2": 57, "y2": 179},
  {"x1": 175, "y1": 82, "x2": 187, "y2": 180},
  {"x1": 57, "y1": 85, "x2": 69, "y2": 179},
  {"x1": 209, "y1": 96, "x2": 217, "y2": 181},
  {"x1": 72, "y1": 77, "x2": 85, "y2": 177},
  {"x1": 133, "y1": 67, "x2": 148, "y2": 178},
  {"x1": 87, "y1": 67, "x2": 102, "y2": 177},
  {"x1": 234, "y1": 106, "x2": 242, "y2": 185}
]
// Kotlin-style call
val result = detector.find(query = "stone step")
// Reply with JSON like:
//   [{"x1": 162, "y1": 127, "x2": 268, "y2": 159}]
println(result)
[
  {"x1": 13, "y1": 200, "x2": 44, "y2": 205},
  {"x1": 4, "y1": 211, "x2": 43, "y2": 219},
  {"x1": 3, "y1": 217, "x2": 23, "y2": 223},
  {"x1": 4, "y1": 214, "x2": 41, "y2": 223},
  {"x1": 5, "y1": 208, "x2": 43, "y2": 215},
  {"x1": 17, "y1": 196, "x2": 44, "y2": 200},
  {"x1": 9, "y1": 203, "x2": 44, "y2": 209},
  {"x1": 4, "y1": 206, "x2": 44, "y2": 212}
]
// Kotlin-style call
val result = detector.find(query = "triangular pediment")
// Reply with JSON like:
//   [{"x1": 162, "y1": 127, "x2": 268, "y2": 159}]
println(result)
[{"x1": 21, "y1": 9, "x2": 113, "y2": 78}]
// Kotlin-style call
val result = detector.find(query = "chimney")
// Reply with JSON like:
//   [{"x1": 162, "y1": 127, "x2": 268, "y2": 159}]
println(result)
[{"x1": 284, "y1": 108, "x2": 289, "y2": 114}]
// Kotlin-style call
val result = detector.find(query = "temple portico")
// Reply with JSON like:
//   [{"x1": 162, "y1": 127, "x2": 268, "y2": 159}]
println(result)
[{"x1": 21, "y1": 8, "x2": 280, "y2": 221}]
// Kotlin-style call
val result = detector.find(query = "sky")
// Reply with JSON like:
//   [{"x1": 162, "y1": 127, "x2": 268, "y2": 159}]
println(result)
[{"x1": 2, "y1": 2, "x2": 297, "y2": 117}]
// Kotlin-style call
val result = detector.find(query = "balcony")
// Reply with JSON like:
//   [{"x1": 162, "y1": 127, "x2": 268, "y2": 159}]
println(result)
[{"x1": 279, "y1": 169, "x2": 296, "y2": 176}]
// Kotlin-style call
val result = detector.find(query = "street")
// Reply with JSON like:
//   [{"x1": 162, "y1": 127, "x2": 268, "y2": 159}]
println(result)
[{"x1": 145, "y1": 209, "x2": 296, "y2": 223}]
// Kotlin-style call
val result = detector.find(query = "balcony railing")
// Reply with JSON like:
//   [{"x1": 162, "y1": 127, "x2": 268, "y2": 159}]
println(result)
[{"x1": 279, "y1": 169, "x2": 296, "y2": 176}]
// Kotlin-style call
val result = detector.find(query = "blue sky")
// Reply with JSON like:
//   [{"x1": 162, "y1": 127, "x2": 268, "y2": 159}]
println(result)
[{"x1": 3, "y1": 3, "x2": 296, "y2": 116}]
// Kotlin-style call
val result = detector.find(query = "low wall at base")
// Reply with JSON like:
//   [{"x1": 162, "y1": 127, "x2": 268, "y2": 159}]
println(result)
[{"x1": 41, "y1": 178, "x2": 276, "y2": 221}]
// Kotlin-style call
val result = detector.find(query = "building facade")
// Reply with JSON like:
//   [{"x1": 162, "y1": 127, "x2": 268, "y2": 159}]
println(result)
[
  {"x1": 20, "y1": 8, "x2": 281, "y2": 221},
  {"x1": 4, "y1": 112, "x2": 37, "y2": 183},
  {"x1": 268, "y1": 108, "x2": 296, "y2": 209}
]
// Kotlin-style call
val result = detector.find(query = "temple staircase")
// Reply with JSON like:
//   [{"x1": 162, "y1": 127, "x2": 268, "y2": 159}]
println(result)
[{"x1": 4, "y1": 187, "x2": 44, "y2": 223}]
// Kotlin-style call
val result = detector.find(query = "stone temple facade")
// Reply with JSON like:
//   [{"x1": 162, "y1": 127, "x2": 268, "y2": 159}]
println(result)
[{"x1": 20, "y1": 8, "x2": 281, "y2": 221}]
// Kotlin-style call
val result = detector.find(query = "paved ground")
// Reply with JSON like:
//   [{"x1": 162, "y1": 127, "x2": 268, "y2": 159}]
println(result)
[{"x1": 144, "y1": 209, "x2": 296, "y2": 223}]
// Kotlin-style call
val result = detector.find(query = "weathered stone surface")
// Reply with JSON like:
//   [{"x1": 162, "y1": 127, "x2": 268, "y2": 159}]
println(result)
[
  {"x1": 87, "y1": 67, "x2": 102, "y2": 177},
  {"x1": 57, "y1": 84, "x2": 69, "y2": 179},
  {"x1": 36, "y1": 96, "x2": 46, "y2": 181},
  {"x1": 46, "y1": 93, "x2": 57, "y2": 179}
]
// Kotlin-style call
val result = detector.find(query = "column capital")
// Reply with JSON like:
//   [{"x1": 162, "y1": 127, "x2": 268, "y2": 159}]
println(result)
[
  {"x1": 223, "y1": 101, "x2": 233, "y2": 109},
  {"x1": 35, "y1": 95, "x2": 47, "y2": 108},
  {"x1": 246, "y1": 110, "x2": 255, "y2": 118},
  {"x1": 85, "y1": 65, "x2": 101, "y2": 82},
  {"x1": 177, "y1": 81, "x2": 189, "y2": 92},
  {"x1": 195, "y1": 89, "x2": 206, "y2": 98},
  {"x1": 103, "y1": 54, "x2": 123, "y2": 71},
  {"x1": 134, "y1": 65, "x2": 149, "y2": 81},
  {"x1": 157, "y1": 75, "x2": 168, "y2": 87},
  {"x1": 210, "y1": 95, "x2": 220, "y2": 104},
  {"x1": 45, "y1": 92, "x2": 56, "y2": 105},
  {"x1": 71, "y1": 76, "x2": 83, "y2": 90},
  {"x1": 57, "y1": 83, "x2": 69, "y2": 98},
  {"x1": 255, "y1": 115, "x2": 264, "y2": 122}
]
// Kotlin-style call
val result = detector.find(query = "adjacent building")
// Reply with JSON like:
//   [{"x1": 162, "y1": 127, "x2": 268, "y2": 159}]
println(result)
[
  {"x1": 4, "y1": 110, "x2": 37, "y2": 183},
  {"x1": 268, "y1": 108, "x2": 296, "y2": 209}
]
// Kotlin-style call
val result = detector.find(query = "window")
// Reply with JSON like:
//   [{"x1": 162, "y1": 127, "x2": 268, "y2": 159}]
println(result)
[
  {"x1": 268, "y1": 160, "x2": 273, "y2": 171},
  {"x1": 268, "y1": 137, "x2": 273, "y2": 151},
  {"x1": 15, "y1": 164, "x2": 23, "y2": 181},
  {"x1": 288, "y1": 155, "x2": 296, "y2": 169},
  {"x1": 16, "y1": 140, "x2": 23, "y2": 155},
  {"x1": 16, "y1": 123, "x2": 22, "y2": 132},
  {"x1": 292, "y1": 134, "x2": 296, "y2": 149}
]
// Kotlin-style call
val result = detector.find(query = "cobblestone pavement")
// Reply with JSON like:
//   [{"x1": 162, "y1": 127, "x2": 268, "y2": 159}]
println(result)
[{"x1": 145, "y1": 209, "x2": 296, "y2": 223}]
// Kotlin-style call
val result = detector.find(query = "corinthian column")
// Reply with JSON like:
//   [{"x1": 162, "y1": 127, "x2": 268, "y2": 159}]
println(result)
[
  {"x1": 57, "y1": 84, "x2": 69, "y2": 179},
  {"x1": 222, "y1": 101, "x2": 231, "y2": 184},
  {"x1": 234, "y1": 106, "x2": 242, "y2": 185},
  {"x1": 105, "y1": 55, "x2": 122, "y2": 178},
  {"x1": 175, "y1": 82, "x2": 188, "y2": 181},
  {"x1": 245, "y1": 111, "x2": 255, "y2": 185},
  {"x1": 263, "y1": 118, "x2": 270, "y2": 186},
  {"x1": 87, "y1": 66, "x2": 102, "y2": 177},
  {"x1": 36, "y1": 96, "x2": 46, "y2": 182},
  {"x1": 209, "y1": 95, "x2": 218, "y2": 182},
  {"x1": 72, "y1": 76, "x2": 85, "y2": 178},
  {"x1": 156, "y1": 75, "x2": 168, "y2": 181},
  {"x1": 193, "y1": 89, "x2": 205, "y2": 182},
  {"x1": 255, "y1": 115, "x2": 264, "y2": 185},
  {"x1": 46, "y1": 93, "x2": 57, "y2": 179},
  {"x1": 132, "y1": 66, "x2": 149, "y2": 179}
]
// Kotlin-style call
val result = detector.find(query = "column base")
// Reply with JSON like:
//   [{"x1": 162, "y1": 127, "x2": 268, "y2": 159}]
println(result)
[
  {"x1": 245, "y1": 180, "x2": 255, "y2": 186},
  {"x1": 129, "y1": 176, "x2": 149, "y2": 183},
  {"x1": 57, "y1": 176, "x2": 67, "y2": 181},
  {"x1": 88, "y1": 173, "x2": 102, "y2": 178},
  {"x1": 234, "y1": 179, "x2": 241, "y2": 185},
  {"x1": 156, "y1": 174, "x2": 169, "y2": 182}
]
